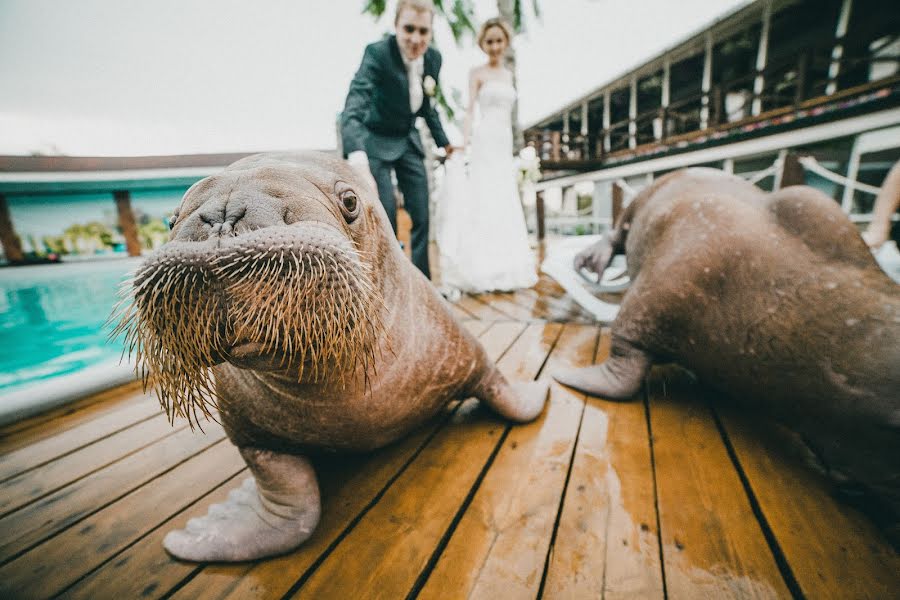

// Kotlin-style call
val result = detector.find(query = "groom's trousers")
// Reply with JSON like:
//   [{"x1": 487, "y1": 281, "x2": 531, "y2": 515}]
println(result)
[{"x1": 369, "y1": 150, "x2": 431, "y2": 279}]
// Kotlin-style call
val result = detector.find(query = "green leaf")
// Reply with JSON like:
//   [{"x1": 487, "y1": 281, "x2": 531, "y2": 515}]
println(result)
[{"x1": 361, "y1": 0, "x2": 386, "y2": 18}]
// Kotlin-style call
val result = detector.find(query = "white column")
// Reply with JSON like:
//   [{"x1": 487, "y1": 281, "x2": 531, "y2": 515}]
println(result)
[
  {"x1": 827, "y1": 0, "x2": 853, "y2": 95},
  {"x1": 581, "y1": 101, "x2": 589, "y2": 158},
  {"x1": 752, "y1": 0, "x2": 772, "y2": 116},
  {"x1": 701, "y1": 32, "x2": 713, "y2": 129},
  {"x1": 629, "y1": 76, "x2": 637, "y2": 149},
  {"x1": 603, "y1": 90, "x2": 611, "y2": 152},
  {"x1": 662, "y1": 57, "x2": 671, "y2": 108},
  {"x1": 660, "y1": 56, "x2": 671, "y2": 140},
  {"x1": 723, "y1": 158, "x2": 735, "y2": 174}
]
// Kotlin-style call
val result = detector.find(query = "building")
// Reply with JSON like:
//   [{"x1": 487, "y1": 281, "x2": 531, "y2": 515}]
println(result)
[{"x1": 522, "y1": 0, "x2": 899, "y2": 235}]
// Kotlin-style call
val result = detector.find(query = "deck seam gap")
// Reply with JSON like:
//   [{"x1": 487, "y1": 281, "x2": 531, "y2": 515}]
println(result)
[
  {"x1": 531, "y1": 322, "x2": 566, "y2": 380},
  {"x1": 468, "y1": 294, "x2": 516, "y2": 320},
  {"x1": 450, "y1": 300, "x2": 479, "y2": 320},
  {"x1": 0, "y1": 436, "x2": 229, "y2": 567},
  {"x1": 0, "y1": 390, "x2": 141, "y2": 438},
  {"x1": 405, "y1": 424, "x2": 514, "y2": 600},
  {"x1": 536, "y1": 324, "x2": 601, "y2": 599},
  {"x1": 405, "y1": 319, "x2": 562, "y2": 598},
  {"x1": 54, "y1": 468, "x2": 248, "y2": 599},
  {"x1": 157, "y1": 565, "x2": 206, "y2": 600},
  {"x1": 710, "y1": 405, "x2": 806, "y2": 600},
  {"x1": 0, "y1": 410, "x2": 167, "y2": 485},
  {"x1": 280, "y1": 407, "x2": 460, "y2": 600},
  {"x1": 644, "y1": 377, "x2": 669, "y2": 600},
  {"x1": 0, "y1": 424, "x2": 188, "y2": 519}
]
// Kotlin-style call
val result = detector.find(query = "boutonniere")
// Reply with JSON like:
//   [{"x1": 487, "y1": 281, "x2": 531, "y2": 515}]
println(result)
[{"x1": 423, "y1": 75, "x2": 436, "y2": 97}]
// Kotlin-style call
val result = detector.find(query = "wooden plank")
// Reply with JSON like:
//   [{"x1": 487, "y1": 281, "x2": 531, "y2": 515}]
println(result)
[
  {"x1": 291, "y1": 321, "x2": 554, "y2": 599},
  {"x1": 0, "y1": 398, "x2": 162, "y2": 482},
  {"x1": 504, "y1": 289, "x2": 556, "y2": 321},
  {"x1": 0, "y1": 440, "x2": 245, "y2": 599},
  {"x1": 417, "y1": 323, "x2": 598, "y2": 600},
  {"x1": 0, "y1": 413, "x2": 183, "y2": 517},
  {"x1": 446, "y1": 299, "x2": 476, "y2": 321},
  {"x1": 516, "y1": 287, "x2": 592, "y2": 323},
  {"x1": 60, "y1": 470, "x2": 248, "y2": 600},
  {"x1": 542, "y1": 330, "x2": 664, "y2": 599},
  {"x1": 477, "y1": 292, "x2": 542, "y2": 322},
  {"x1": 0, "y1": 422, "x2": 226, "y2": 563},
  {"x1": 0, "y1": 382, "x2": 151, "y2": 453},
  {"x1": 718, "y1": 407, "x2": 900, "y2": 599},
  {"x1": 477, "y1": 321, "x2": 526, "y2": 360},
  {"x1": 462, "y1": 319, "x2": 492, "y2": 338},
  {"x1": 647, "y1": 367, "x2": 791, "y2": 599},
  {"x1": 529, "y1": 279, "x2": 598, "y2": 323},
  {"x1": 158, "y1": 315, "x2": 523, "y2": 600},
  {"x1": 167, "y1": 416, "x2": 452, "y2": 600},
  {"x1": 457, "y1": 294, "x2": 510, "y2": 321}
]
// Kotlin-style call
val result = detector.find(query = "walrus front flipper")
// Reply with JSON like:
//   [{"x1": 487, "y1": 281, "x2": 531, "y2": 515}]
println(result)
[
  {"x1": 471, "y1": 367, "x2": 549, "y2": 423},
  {"x1": 554, "y1": 337, "x2": 651, "y2": 400},
  {"x1": 163, "y1": 448, "x2": 320, "y2": 562}
]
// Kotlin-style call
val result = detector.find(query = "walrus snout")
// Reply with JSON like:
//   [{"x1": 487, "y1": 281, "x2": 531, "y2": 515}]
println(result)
[{"x1": 117, "y1": 221, "x2": 384, "y2": 422}]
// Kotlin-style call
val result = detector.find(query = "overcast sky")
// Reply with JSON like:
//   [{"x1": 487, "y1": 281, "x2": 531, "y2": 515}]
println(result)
[{"x1": 0, "y1": 0, "x2": 748, "y2": 156}]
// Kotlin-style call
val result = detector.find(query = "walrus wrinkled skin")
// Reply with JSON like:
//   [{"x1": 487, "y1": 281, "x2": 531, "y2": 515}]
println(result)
[
  {"x1": 120, "y1": 151, "x2": 548, "y2": 562},
  {"x1": 556, "y1": 168, "x2": 900, "y2": 534}
]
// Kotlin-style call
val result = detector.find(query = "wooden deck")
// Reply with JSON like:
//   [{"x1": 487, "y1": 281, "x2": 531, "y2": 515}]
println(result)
[{"x1": 1, "y1": 275, "x2": 898, "y2": 599}]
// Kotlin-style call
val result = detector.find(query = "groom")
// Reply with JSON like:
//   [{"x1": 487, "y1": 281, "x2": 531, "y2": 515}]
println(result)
[{"x1": 341, "y1": 0, "x2": 454, "y2": 279}]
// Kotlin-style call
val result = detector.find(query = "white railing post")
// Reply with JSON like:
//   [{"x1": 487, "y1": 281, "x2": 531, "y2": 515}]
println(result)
[
  {"x1": 752, "y1": 0, "x2": 772, "y2": 116},
  {"x1": 827, "y1": 0, "x2": 854, "y2": 95},
  {"x1": 701, "y1": 32, "x2": 713, "y2": 129},
  {"x1": 629, "y1": 76, "x2": 637, "y2": 149},
  {"x1": 603, "y1": 91, "x2": 611, "y2": 152}
]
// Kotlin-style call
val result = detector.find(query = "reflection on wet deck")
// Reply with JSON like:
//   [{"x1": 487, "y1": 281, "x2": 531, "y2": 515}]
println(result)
[{"x1": 0, "y1": 273, "x2": 897, "y2": 599}]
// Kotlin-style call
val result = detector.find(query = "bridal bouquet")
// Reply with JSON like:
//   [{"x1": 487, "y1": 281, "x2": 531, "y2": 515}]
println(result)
[{"x1": 515, "y1": 146, "x2": 542, "y2": 186}]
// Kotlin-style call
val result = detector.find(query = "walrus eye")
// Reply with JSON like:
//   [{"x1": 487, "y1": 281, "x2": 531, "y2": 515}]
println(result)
[{"x1": 339, "y1": 190, "x2": 360, "y2": 222}]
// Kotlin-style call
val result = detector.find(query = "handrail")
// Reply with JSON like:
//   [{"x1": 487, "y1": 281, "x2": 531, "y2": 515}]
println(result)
[{"x1": 797, "y1": 156, "x2": 883, "y2": 195}]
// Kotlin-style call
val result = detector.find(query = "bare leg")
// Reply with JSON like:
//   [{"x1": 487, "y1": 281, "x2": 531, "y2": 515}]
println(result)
[
  {"x1": 553, "y1": 335, "x2": 651, "y2": 400},
  {"x1": 163, "y1": 447, "x2": 320, "y2": 562},
  {"x1": 471, "y1": 367, "x2": 549, "y2": 423}
]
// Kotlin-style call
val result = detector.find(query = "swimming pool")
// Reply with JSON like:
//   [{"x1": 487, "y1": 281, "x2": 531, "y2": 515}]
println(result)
[{"x1": 0, "y1": 257, "x2": 142, "y2": 396}]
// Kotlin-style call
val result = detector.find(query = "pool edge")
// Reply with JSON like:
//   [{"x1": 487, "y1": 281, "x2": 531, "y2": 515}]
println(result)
[{"x1": 0, "y1": 361, "x2": 138, "y2": 427}]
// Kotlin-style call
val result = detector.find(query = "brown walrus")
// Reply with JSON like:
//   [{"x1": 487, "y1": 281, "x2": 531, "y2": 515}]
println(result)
[
  {"x1": 555, "y1": 168, "x2": 900, "y2": 536},
  {"x1": 116, "y1": 151, "x2": 548, "y2": 562}
]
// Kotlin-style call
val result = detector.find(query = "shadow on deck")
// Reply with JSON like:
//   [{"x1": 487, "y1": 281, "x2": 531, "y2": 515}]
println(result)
[{"x1": 0, "y1": 274, "x2": 897, "y2": 599}]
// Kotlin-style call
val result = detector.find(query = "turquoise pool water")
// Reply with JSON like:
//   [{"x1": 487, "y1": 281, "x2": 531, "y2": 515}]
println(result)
[{"x1": 0, "y1": 258, "x2": 141, "y2": 395}]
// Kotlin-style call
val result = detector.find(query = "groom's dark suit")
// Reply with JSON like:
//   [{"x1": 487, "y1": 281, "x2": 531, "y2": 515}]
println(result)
[{"x1": 341, "y1": 35, "x2": 450, "y2": 279}]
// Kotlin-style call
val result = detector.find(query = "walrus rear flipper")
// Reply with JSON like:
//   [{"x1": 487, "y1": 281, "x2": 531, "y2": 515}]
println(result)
[
  {"x1": 471, "y1": 368, "x2": 550, "y2": 423},
  {"x1": 553, "y1": 337, "x2": 651, "y2": 400}
]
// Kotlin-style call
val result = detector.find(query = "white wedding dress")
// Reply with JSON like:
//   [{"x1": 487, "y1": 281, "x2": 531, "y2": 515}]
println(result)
[{"x1": 437, "y1": 80, "x2": 538, "y2": 294}]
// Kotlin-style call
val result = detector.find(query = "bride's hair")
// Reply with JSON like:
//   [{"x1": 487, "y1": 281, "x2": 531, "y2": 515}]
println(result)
[{"x1": 477, "y1": 18, "x2": 513, "y2": 50}]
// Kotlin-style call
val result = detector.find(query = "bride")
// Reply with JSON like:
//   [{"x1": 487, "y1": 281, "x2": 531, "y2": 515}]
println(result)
[{"x1": 437, "y1": 17, "x2": 538, "y2": 295}]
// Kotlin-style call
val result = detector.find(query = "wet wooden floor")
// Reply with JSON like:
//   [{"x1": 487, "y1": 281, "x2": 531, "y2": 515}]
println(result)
[{"x1": 1, "y1": 274, "x2": 897, "y2": 599}]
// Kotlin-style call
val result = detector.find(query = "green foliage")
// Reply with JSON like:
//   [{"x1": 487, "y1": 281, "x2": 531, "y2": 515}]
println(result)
[
  {"x1": 362, "y1": 0, "x2": 477, "y2": 43},
  {"x1": 41, "y1": 235, "x2": 68, "y2": 255},
  {"x1": 63, "y1": 221, "x2": 116, "y2": 248},
  {"x1": 446, "y1": 0, "x2": 477, "y2": 42},
  {"x1": 138, "y1": 218, "x2": 169, "y2": 250},
  {"x1": 362, "y1": 0, "x2": 387, "y2": 17},
  {"x1": 434, "y1": 83, "x2": 456, "y2": 122}
]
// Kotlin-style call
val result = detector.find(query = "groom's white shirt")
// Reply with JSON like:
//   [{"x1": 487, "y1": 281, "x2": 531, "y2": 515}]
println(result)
[{"x1": 403, "y1": 55, "x2": 425, "y2": 114}]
